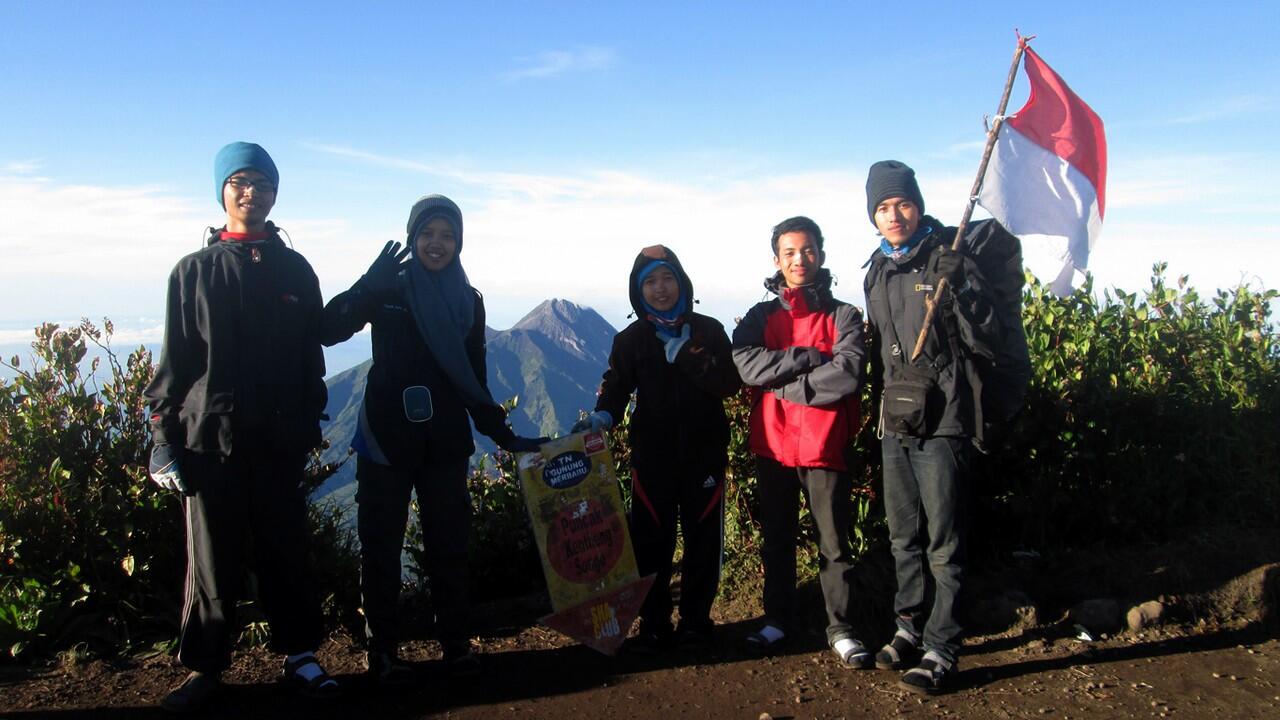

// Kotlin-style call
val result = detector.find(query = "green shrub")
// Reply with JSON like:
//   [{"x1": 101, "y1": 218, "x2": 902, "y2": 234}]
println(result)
[
  {"x1": 0, "y1": 320, "x2": 356, "y2": 660},
  {"x1": 0, "y1": 320, "x2": 179, "y2": 660},
  {"x1": 3, "y1": 263, "x2": 1277, "y2": 660},
  {"x1": 974, "y1": 264, "x2": 1279, "y2": 550}
]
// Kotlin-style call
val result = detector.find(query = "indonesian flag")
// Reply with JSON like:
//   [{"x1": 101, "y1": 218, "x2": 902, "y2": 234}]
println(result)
[{"x1": 978, "y1": 45, "x2": 1106, "y2": 296}]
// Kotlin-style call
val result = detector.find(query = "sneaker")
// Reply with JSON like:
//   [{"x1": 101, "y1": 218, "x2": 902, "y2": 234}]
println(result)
[
  {"x1": 366, "y1": 651, "x2": 415, "y2": 687},
  {"x1": 443, "y1": 643, "x2": 482, "y2": 678},
  {"x1": 898, "y1": 650, "x2": 957, "y2": 696},
  {"x1": 830, "y1": 635, "x2": 873, "y2": 669},
  {"x1": 875, "y1": 629, "x2": 921, "y2": 670},
  {"x1": 283, "y1": 653, "x2": 341, "y2": 700},
  {"x1": 160, "y1": 671, "x2": 221, "y2": 713}
]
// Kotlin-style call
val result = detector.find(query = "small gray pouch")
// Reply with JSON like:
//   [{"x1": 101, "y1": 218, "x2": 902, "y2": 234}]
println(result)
[{"x1": 403, "y1": 385, "x2": 433, "y2": 423}]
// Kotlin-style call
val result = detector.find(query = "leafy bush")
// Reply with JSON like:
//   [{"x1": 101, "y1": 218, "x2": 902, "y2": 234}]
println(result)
[
  {"x1": 0, "y1": 320, "x2": 178, "y2": 660},
  {"x1": 3, "y1": 264, "x2": 1277, "y2": 660},
  {"x1": 0, "y1": 320, "x2": 357, "y2": 660},
  {"x1": 974, "y1": 264, "x2": 1279, "y2": 551}
]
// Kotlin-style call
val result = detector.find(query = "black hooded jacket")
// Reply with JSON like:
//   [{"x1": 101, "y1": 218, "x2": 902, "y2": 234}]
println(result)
[
  {"x1": 144, "y1": 223, "x2": 328, "y2": 456},
  {"x1": 593, "y1": 246, "x2": 740, "y2": 474}
]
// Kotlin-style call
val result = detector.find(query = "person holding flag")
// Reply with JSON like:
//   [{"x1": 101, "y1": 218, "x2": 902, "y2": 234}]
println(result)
[{"x1": 861, "y1": 161, "x2": 1016, "y2": 695}]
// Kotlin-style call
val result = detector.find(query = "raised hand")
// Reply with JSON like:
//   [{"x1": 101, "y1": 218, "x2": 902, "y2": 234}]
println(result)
[{"x1": 359, "y1": 241, "x2": 412, "y2": 295}]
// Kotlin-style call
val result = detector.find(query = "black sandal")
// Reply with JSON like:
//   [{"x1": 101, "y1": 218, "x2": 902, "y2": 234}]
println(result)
[
  {"x1": 283, "y1": 655, "x2": 341, "y2": 700},
  {"x1": 744, "y1": 624, "x2": 787, "y2": 655}
]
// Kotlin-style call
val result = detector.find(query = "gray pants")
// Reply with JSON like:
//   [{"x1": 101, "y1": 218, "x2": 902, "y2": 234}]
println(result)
[
  {"x1": 356, "y1": 455, "x2": 471, "y2": 656},
  {"x1": 756, "y1": 456, "x2": 857, "y2": 644},
  {"x1": 882, "y1": 436, "x2": 969, "y2": 663}
]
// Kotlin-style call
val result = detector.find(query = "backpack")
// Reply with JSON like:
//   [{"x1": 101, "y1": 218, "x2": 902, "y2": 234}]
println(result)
[{"x1": 954, "y1": 219, "x2": 1031, "y2": 450}]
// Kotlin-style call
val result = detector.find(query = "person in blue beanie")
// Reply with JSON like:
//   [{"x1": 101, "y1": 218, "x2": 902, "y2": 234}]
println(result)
[
  {"x1": 144, "y1": 142, "x2": 339, "y2": 712},
  {"x1": 321, "y1": 194, "x2": 546, "y2": 685}
]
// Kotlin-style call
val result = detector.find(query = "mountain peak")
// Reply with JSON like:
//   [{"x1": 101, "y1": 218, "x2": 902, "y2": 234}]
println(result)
[
  {"x1": 514, "y1": 298, "x2": 588, "y2": 329},
  {"x1": 510, "y1": 299, "x2": 615, "y2": 363}
]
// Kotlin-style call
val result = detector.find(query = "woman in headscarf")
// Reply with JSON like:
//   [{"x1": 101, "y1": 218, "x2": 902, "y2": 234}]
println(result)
[{"x1": 322, "y1": 195, "x2": 544, "y2": 685}]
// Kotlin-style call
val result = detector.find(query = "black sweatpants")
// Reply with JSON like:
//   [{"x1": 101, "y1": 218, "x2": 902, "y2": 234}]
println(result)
[
  {"x1": 356, "y1": 455, "x2": 471, "y2": 655},
  {"x1": 629, "y1": 464, "x2": 725, "y2": 634},
  {"x1": 756, "y1": 456, "x2": 857, "y2": 644},
  {"x1": 177, "y1": 437, "x2": 324, "y2": 673}
]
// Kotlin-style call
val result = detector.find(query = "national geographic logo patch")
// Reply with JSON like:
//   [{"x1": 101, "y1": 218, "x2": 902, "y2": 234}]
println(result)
[{"x1": 915, "y1": 283, "x2": 935, "y2": 293}]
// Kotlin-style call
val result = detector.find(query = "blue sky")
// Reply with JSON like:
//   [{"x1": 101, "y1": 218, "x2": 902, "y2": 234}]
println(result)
[{"x1": 2, "y1": 2, "x2": 1277, "y2": 376}]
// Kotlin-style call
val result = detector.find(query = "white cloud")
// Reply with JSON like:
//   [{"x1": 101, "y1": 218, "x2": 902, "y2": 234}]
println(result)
[
  {"x1": 0, "y1": 174, "x2": 207, "y2": 323},
  {"x1": 931, "y1": 139, "x2": 986, "y2": 160},
  {"x1": 5, "y1": 149, "x2": 1276, "y2": 352},
  {"x1": 1169, "y1": 95, "x2": 1267, "y2": 125},
  {"x1": 2, "y1": 159, "x2": 42, "y2": 174},
  {"x1": 504, "y1": 46, "x2": 616, "y2": 81}
]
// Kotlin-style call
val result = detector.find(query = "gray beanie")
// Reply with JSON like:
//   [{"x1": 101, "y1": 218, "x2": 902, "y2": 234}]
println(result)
[
  {"x1": 406, "y1": 194, "x2": 463, "y2": 250},
  {"x1": 865, "y1": 160, "x2": 925, "y2": 225}
]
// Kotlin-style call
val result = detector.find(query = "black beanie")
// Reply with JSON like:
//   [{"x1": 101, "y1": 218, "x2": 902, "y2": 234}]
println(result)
[{"x1": 865, "y1": 160, "x2": 925, "y2": 225}]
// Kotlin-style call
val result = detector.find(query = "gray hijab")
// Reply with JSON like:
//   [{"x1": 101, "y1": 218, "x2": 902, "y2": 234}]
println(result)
[{"x1": 401, "y1": 195, "x2": 498, "y2": 411}]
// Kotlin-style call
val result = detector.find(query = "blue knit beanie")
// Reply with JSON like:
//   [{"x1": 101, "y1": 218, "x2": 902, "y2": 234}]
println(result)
[{"x1": 214, "y1": 142, "x2": 279, "y2": 208}]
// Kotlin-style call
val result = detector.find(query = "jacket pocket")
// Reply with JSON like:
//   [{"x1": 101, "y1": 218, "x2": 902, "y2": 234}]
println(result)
[{"x1": 180, "y1": 392, "x2": 235, "y2": 453}]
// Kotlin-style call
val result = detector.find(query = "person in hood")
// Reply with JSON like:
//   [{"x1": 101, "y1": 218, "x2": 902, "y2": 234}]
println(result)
[
  {"x1": 731, "y1": 216, "x2": 871, "y2": 667},
  {"x1": 573, "y1": 245, "x2": 740, "y2": 650},
  {"x1": 144, "y1": 142, "x2": 338, "y2": 712},
  {"x1": 861, "y1": 160, "x2": 1009, "y2": 695},
  {"x1": 321, "y1": 194, "x2": 545, "y2": 685}
]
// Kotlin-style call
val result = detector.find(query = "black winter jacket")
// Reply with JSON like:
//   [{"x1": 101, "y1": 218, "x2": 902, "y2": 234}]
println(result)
[
  {"x1": 144, "y1": 224, "x2": 327, "y2": 456},
  {"x1": 863, "y1": 216, "x2": 1004, "y2": 439},
  {"x1": 321, "y1": 279, "x2": 513, "y2": 467},
  {"x1": 594, "y1": 247, "x2": 740, "y2": 474}
]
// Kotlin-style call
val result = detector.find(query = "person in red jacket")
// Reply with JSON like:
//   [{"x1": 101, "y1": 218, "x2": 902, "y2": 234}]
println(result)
[{"x1": 731, "y1": 216, "x2": 871, "y2": 667}]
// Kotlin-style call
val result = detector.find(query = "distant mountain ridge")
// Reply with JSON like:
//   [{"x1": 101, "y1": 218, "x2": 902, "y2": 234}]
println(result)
[{"x1": 314, "y1": 299, "x2": 615, "y2": 500}]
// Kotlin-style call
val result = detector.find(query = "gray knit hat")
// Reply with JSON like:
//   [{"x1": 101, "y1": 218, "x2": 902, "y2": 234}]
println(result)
[
  {"x1": 406, "y1": 194, "x2": 463, "y2": 250},
  {"x1": 865, "y1": 160, "x2": 925, "y2": 225}
]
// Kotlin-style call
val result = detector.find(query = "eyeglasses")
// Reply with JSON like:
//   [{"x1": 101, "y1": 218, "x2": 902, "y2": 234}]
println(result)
[{"x1": 225, "y1": 177, "x2": 276, "y2": 194}]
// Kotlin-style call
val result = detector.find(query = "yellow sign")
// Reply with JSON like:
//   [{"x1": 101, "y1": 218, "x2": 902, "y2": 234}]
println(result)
[{"x1": 517, "y1": 431, "x2": 652, "y2": 655}]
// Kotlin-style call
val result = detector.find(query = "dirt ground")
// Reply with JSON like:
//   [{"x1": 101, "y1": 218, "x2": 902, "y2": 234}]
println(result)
[
  {"x1": 0, "y1": 618, "x2": 1277, "y2": 719},
  {"x1": 3, "y1": 527, "x2": 1278, "y2": 719}
]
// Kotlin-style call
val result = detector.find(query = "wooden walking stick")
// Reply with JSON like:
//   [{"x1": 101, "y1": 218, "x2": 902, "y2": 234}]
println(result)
[{"x1": 910, "y1": 33, "x2": 1033, "y2": 362}]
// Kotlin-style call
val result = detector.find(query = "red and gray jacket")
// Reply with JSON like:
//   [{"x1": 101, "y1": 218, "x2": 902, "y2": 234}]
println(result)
[{"x1": 731, "y1": 269, "x2": 865, "y2": 470}]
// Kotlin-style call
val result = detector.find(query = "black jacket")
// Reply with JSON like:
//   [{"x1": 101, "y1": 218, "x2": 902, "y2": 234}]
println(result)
[
  {"x1": 594, "y1": 247, "x2": 740, "y2": 474},
  {"x1": 144, "y1": 224, "x2": 327, "y2": 456},
  {"x1": 321, "y1": 278, "x2": 513, "y2": 467},
  {"x1": 863, "y1": 216, "x2": 1004, "y2": 439}
]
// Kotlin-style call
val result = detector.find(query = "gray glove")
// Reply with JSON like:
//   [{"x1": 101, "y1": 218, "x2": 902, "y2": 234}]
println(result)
[
  {"x1": 148, "y1": 443, "x2": 187, "y2": 494},
  {"x1": 570, "y1": 410, "x2": 613, "y2": 434},
  {"x1": 656, "y1": 324, "x2": 692, "y2": 364}
]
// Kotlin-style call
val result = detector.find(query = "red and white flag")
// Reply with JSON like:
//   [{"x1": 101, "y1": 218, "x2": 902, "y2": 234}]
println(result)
[{"x1": 978, "y1": 44, "x2": 1106, "y2": 295}]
